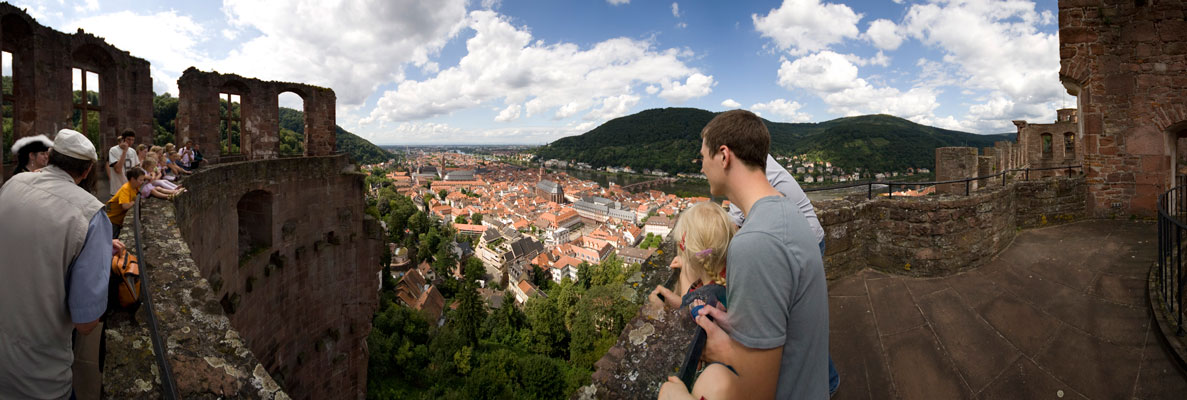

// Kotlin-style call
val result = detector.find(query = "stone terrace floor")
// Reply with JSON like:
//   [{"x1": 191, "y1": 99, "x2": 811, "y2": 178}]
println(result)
[{"x1": 828, "y1": 220, "x2": 1187, "y2": 400}]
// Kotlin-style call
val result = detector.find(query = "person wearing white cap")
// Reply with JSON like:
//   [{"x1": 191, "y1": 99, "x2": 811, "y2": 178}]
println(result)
[
  {"x1": 0, "y1": 129, "x2": 122, "y2": 399},
  {"x1": 10, "y1": 134, "x2": 53, "y2": 174}
]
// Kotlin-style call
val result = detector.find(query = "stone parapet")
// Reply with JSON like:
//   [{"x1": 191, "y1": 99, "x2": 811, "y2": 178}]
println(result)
[
  {"x1": 103, "y1": 198, "x2": 289, "y2": 399},
  {"x1": 169, "y1": 155, "x2": 380, "y2": 399}
]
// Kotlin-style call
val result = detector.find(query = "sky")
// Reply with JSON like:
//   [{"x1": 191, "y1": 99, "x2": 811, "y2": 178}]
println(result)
[{"x1": 11, "y1": 0, "x2": 1075, "y2": 145}]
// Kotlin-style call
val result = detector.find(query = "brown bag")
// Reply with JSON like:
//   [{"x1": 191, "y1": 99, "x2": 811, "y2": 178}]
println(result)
[{"x1": 111, "y1": 248, "x2": 142, "y2": 308}]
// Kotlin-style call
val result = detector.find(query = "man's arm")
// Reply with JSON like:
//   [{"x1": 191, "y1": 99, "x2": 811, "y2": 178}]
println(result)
[
  {"x1": 114, "y1": 147, "x2": 128, "y2": 174},
  {"x1": 67, "y1": 211, "x2": 112, "y2": 335},
  {"x1": 695, "y1": 309, "x2": 783, "y2": 399}
]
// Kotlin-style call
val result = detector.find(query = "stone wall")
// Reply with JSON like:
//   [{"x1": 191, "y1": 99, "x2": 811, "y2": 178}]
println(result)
[
  {"x1": 935, "y1": 147, "x2": 979, "y2": 195},
  {"x1": 819, "y1": 176, "x2": 1086, "y2": 277},
  {"x1": 0, "y1": 4, "x2": 153, "y2": 184},
  {"x1": 173, "y1": 155, "x2": 381, "y2": 400},
  {"x1": 104, "y1": 199, "x2": 288, "y2": 399},
  {"x1": 176, "y1": 68, "x2": 337, "y2": 163},
  {"x1": 1059, "y1": 0, "x2": 1187, "y2": 217},
  {"x1": 1012, "y1": 109, "x2": 1081, "y2": 178}
]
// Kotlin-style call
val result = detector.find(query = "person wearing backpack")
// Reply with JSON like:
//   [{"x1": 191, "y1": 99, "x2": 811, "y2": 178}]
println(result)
[{"x1": 0, "y1": 129, "x2": 123, "y2": 399}]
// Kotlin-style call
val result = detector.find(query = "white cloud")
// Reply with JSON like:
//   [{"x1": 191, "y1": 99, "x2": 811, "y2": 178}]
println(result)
[
  {"x1": 494, "y1": 103, "x2": 522, "y2": 122},
  {"x1": 751, "y1": 99, "x2": 812, "y2": 122},
  {"x1": 752, "y1": 0, "x2": 862, "y2": 56},
  {"x1": 901, "y1": 0, "x2": 1073, "y2": 131},
  {"x1": 218, "y1": 0, "x2": 468, "y2": 107},
  {"x1": 74, "y1": 0, "x2": 98, "y2": 13},
  {"x1": 671, "y1": 2, "x2": 680, "y2": 18},
  {"x1": 586, "y1": 94, "x2": 640, "y2": 121},
  {"x1": 778, "y1": 51, "x2": 938, "y2": 120},
  {"x1": 607, "y1": 0, "x2": 630, "y2": 5},
  {"x1": 68, "y1": 11, "x2": 208, "y2": 95},
  {"x1": 721, "y1": 99, "x2": 741, "y2": 108},
  {"x1": 659, "y1": 73, "x2": 714, "y2": 103},
  {"x1": 864, "y1": 19, "x2": 902, "y2": 51},
  {"x1": 363, "y1": 10, "x2": 711, "y2": 124}
]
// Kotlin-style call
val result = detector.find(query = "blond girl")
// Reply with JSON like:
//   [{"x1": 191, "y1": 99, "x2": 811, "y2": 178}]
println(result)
[{"x1": 650, "y1": 201, "x2": 736, "y2": 309}]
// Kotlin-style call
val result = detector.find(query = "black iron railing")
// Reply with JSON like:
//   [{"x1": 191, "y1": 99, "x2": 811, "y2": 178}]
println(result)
[
  {"x1": 803, "y1": 165, "x2": 1082, "y2": 199},
  {"x1": 131, "y1": 196, "x2": 179, "y2": 399},
  {"x1": 1157, "y1": 186, "x2": 1187, "y2": 336}
]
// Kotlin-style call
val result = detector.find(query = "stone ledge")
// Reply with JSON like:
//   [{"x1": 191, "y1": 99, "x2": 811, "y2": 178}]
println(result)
[{"x1": 102, "y1": 195, "x2": 289, "y2": 399}]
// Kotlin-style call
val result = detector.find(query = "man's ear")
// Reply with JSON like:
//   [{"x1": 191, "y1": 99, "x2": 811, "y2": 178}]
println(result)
[{"x1": 718, "y1": 145, "x2": 732, "y2": 170}]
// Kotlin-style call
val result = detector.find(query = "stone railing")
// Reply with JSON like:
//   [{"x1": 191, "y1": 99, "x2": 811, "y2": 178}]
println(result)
[
  {"x1": 104, "y1": 197, "x2": 288, "y2": 398},
  {"x1": 584, "y1": 175, "x2": 1087, "y2": 398}
]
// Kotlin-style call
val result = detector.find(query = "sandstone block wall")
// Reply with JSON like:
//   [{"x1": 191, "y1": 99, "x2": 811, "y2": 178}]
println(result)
[
  {"x1": 176, "y1": 68, "x2": 337, "y2": 164},
  {"x1": 1059, "y1": 0, "x2": 1187, "y2": 217},
  {"x1": 0, "y1": 4, "x2": 152, "y2": 184},
  {"x1": 174, "y1": 155, "x2": 381, "y2": 400},
  {"x1": 936, "y1": 147, "x2": 979, "y2": 195},
  {"x1": 816, "y1": 176, "x2": 1087, "y2": 277}
]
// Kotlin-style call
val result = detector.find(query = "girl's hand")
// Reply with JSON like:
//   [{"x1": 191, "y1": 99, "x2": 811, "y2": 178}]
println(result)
[
  {"x1": 650, "y1": 285, "x2": 681, "y2": 309},
  {"x1": 658, "y1": 376, "x2": 694, "y2": 400}
]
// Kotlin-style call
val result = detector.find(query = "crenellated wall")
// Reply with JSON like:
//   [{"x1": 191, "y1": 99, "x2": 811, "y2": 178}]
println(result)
[{"x1": 172, "y1": 155, "x2": 381, "y2": 399}]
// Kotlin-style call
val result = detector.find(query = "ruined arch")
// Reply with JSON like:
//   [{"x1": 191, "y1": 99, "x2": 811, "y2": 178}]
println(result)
[
  {"x1": 277, "y1": 89, "x2": 306, "y2": 156},
  {"x1": 1, "y1": 13, "x2": 34, "y2": 159}
]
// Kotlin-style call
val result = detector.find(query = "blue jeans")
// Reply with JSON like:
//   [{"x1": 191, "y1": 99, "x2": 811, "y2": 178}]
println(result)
[{"x1": 820, "y1": 239, "x2": 840, "y2": 395}]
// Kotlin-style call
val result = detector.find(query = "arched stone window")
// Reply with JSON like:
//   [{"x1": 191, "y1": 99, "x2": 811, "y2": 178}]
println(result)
[
  {"x1": 238, "y1": 190, "x2": 273, "y2": 260},
  {"x1": 278, "y1": 90, "x2": 306, "y2": 156},
  {"x1": 1041, "y1": 133, "x2": 1053, "y2": 158},
  {"x1": 220, "y1": 81, "x2": 249, "y2": 155}
]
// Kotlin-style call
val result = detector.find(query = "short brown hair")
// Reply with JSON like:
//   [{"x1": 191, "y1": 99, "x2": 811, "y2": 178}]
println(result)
[{"x1": 701, "y1": 110, "x2": 769, "y2": 170}]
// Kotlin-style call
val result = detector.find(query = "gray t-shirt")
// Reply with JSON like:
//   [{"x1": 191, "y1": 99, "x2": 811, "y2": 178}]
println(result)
[
  {"x1": 728, "y1": 154, "x2": 824, "y2": 243},
  {"x1": 726, "y1": 195, "x2": 829, "y2": 399}
]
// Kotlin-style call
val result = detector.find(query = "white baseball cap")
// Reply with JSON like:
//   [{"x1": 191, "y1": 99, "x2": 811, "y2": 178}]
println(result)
[{"x1": 52, "y1": 129, "x2": 98, "y2": 162}]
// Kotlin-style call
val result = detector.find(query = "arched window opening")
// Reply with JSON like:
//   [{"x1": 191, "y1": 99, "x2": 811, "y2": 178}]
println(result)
[
  {"x1": 1041, "y1": 133, "x2": 1053, "y2": 159},
  {"x1": 2, "y1": 14, "x2": 33, "y2": 157},
  {"x1": 71, "y1": 68, "x2": 102, "y2": 151},
  {"x1": 219, "y1": 92, "x2": 242, "y2": 155},
  {"x1": 238, "y1": 190, "x2": 273, "y2": 260},
  {"x1": 1064, "y1": 133, "x2": 1075, "y2": 158},
  {"x1": 278, "y1": 91, "x2": 305, "y2": 156}
]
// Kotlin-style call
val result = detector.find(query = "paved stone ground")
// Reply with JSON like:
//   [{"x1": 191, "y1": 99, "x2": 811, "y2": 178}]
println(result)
[{"x1": 828, "y1": 220, "x2": 1187, "y2": 400}]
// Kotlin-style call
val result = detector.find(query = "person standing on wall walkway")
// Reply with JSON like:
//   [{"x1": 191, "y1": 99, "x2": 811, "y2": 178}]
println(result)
[{"x1": 0, "y1": 129, "x2": 122, "y2": 399}]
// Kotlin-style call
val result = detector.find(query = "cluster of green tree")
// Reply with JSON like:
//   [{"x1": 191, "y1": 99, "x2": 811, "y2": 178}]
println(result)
[
  {"x1": 534, "y1": 107, "x2": 1013, "y2": 175},
  {"x1": 638, "y1": 232, "x2": 663, "y2": 249},
  {"x1": 147, "y1": 93, "x2": 392, "y2": 164},
  {"x1": 365, "y1": 179, "x2": 645, "y2": 399},
  {"x1": 454, "y1": 213, "x2": 483, "y2": 225}
]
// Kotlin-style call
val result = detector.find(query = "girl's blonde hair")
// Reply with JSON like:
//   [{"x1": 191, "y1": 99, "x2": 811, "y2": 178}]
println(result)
[
  {"x1": 141, "y1": 158, "x2": 157, "y2": 171},
  {"x1": 672, "y1": 201, "x2": 736, "y2": 286},
  {"x1": 150, "y1": 145, "x2": 164, "y2": 154},
  {"x1": 165, "y1": 143, "x2": 175, "y2": 153},
  {"x1": 136, "y1": 143, "x2": 147, "y2": 152}
]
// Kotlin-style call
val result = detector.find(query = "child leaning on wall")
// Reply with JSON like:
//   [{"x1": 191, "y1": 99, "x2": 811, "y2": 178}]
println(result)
[{"x1": 649, "y1": 201, "x2": 738, "y2": 400}]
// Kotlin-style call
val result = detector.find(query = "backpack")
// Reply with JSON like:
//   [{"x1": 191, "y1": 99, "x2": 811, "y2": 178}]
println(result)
[{"x1": 110, "y1": 248, "x2": 142, "y2": 308}]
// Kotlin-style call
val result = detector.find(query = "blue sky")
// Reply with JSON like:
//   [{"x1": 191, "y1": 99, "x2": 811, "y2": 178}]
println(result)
[{"x1": 13, "y1": 0, "x2": 1073, "y2": 145}]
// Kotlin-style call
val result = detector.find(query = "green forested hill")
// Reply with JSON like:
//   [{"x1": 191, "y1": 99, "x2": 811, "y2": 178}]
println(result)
[
  {"x1": 534, "y1": 108, "x2": 1014, "y2": 174},
  {"x1": 149, "y1": 93, "x2": 392, "y2": 165}
]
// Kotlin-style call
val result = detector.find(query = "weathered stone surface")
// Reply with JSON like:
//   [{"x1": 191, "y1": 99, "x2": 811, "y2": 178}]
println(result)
[
  {"x1": 176, "y1": 68, "x2": 337, "y2": 164},
  {"x1": 172, "y1": 155, "x2": 380, "y2": 400},
  {"x1": 1059, "y1": 0, "x2": 1187, "y2": 217}
]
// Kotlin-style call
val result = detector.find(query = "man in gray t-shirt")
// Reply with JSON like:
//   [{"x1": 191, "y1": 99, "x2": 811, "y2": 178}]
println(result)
[{"x1": 676, "y1": 109, "x2": 829, "y2": 399}]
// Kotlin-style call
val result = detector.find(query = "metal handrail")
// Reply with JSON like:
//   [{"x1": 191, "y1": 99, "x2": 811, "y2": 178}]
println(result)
[
  {"x1": 131, "y1": 196, "x2": 179, "y2": 399},
  {"x1": 1156, "y1": 186, "x2": 1186, "y2": 336},
  {"x1": 803, "y1": 164, "x2": 1083, "y2": 199}
]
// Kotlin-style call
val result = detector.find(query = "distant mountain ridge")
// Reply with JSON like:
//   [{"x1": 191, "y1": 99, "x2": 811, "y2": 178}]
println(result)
[{"x1": 534, "y1": 108, "x2": 1014, "y2": 175}]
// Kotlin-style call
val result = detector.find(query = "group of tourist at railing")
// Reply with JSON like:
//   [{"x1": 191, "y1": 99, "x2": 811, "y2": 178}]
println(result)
[
  {"x1": 1157, "y1": 185, "x2": 1187, "y2": 336},
  {"x1": 802, "y1": 164, "x2": 1083, "y2": 198}
]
